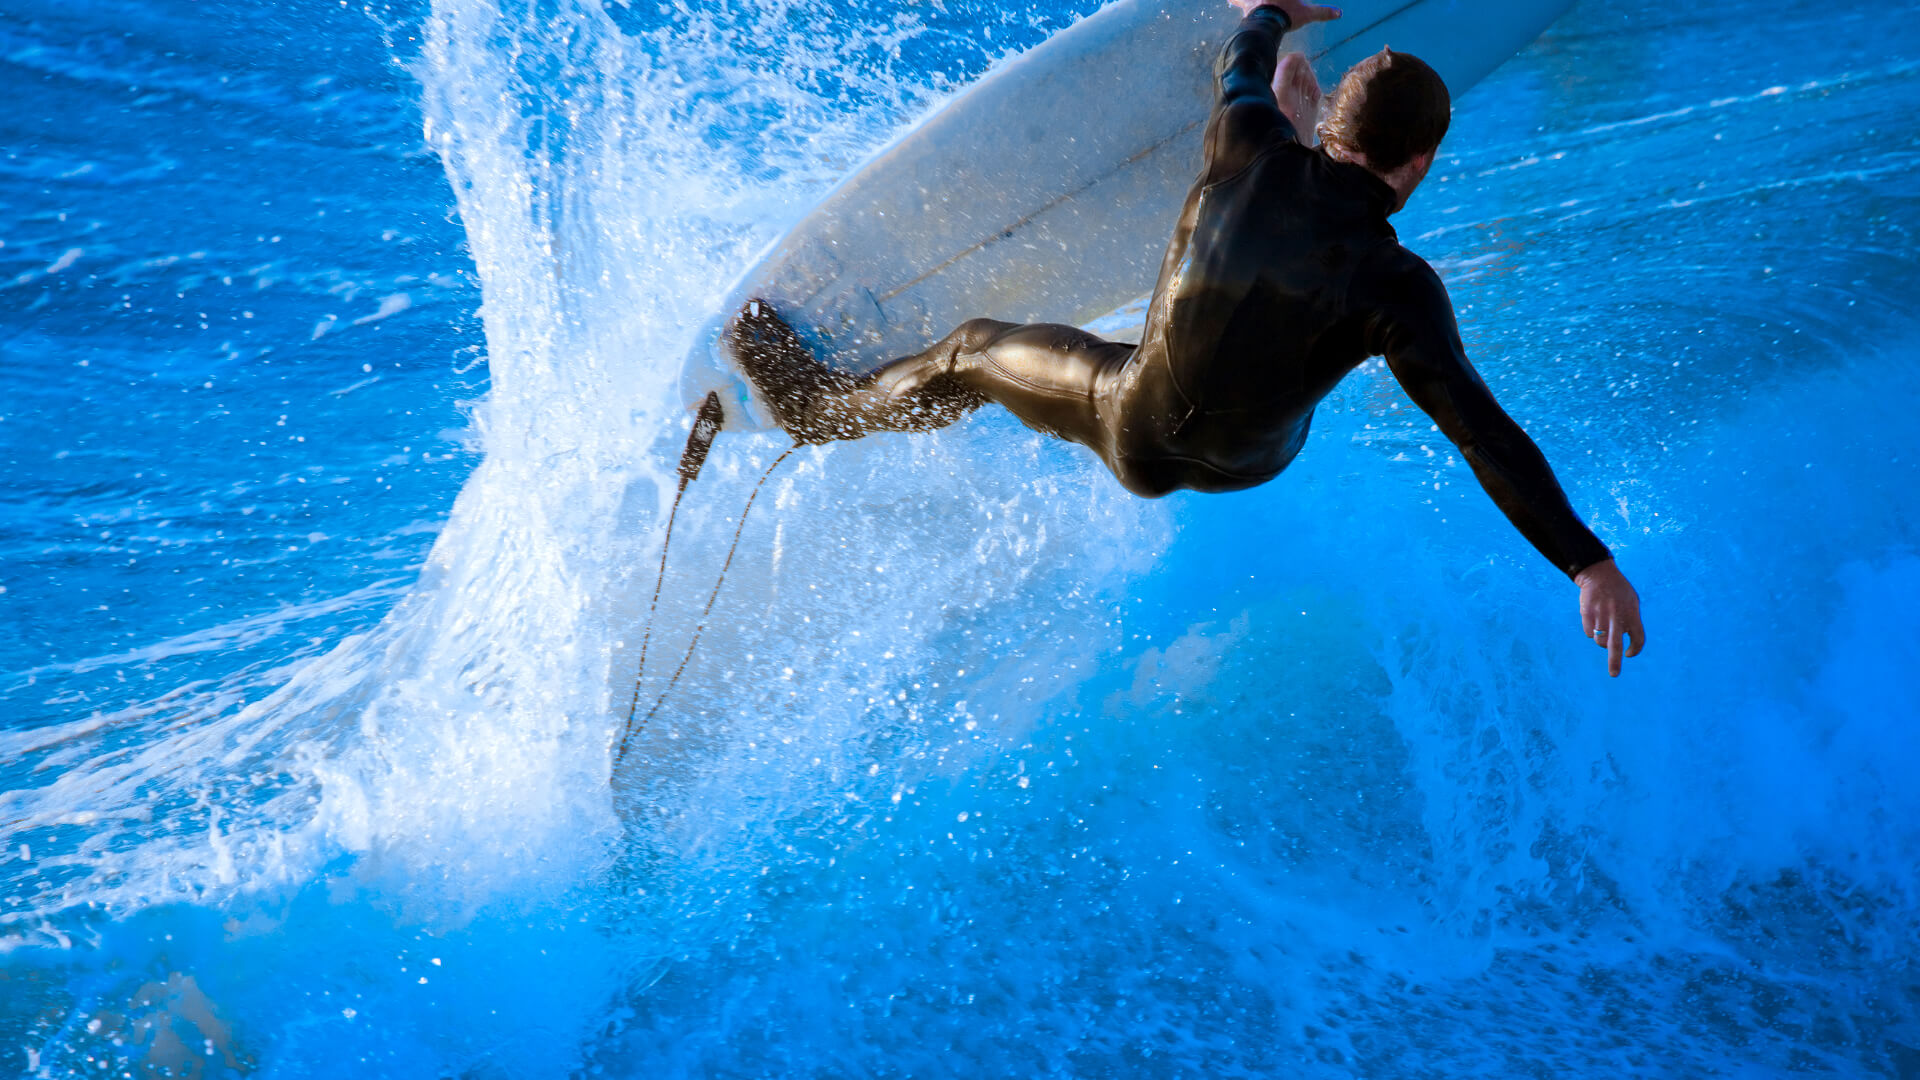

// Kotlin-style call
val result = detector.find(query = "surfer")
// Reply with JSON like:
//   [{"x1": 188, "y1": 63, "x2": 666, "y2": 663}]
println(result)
[{"x1": 723, "y1": 0, "x2": 1646, "y2": 675}]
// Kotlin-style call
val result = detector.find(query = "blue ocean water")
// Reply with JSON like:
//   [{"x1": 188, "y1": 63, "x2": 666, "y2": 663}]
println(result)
[{"x1": 3, "y1": 0, "x2": 1918, "y2": 1074}]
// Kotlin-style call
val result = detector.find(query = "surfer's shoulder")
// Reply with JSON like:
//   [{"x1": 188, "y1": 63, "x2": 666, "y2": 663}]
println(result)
[
  {"x1": 1241, "y1": 136, "x2": 1327, "y2": 181},
  {"x1": 1347, "y1": 239, "x2": 1447, "y2": 319}
]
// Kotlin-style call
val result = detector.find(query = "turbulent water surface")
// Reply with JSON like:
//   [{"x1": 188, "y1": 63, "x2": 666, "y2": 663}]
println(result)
[{"x1": 4, "y1": 0, "x2": 1919, "y2": 1075}]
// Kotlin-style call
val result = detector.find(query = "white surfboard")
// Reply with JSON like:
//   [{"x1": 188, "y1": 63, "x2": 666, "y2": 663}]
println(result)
[{"x1": 683, "y1": 0, "x2": 1574, "y2": 430}]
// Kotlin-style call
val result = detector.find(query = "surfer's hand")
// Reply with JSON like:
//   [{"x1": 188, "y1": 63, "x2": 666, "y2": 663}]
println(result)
[
  {"x1": 1229, "y1": 0, "x2": 1342, "y2": 25},
  {"x1": 1575, "y1": 559, "x2": 1645, "y2": 678},
  {"x1": 1274, "y1": 53, "x2": 1323, "y2": 142}
]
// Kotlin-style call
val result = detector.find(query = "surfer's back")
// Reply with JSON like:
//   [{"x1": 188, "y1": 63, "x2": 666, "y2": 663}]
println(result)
[
  {"x1": 1158, "y1": 140, "x2": 1403, "y2": 404},
  {"x1": 1129, "y1": 108, "x2": 1417, "y2": 487}
]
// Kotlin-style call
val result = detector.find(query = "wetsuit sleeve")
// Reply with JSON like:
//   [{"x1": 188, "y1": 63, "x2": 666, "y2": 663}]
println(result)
[
  {"x1": 1203, "y1": 6, "x2": 1296, "y2": 182},
  {"x1": 1363, "y1": 249, "x2": 1613, "y2": 578}
]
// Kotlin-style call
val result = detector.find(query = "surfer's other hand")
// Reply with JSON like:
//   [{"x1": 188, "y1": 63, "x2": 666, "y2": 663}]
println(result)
[
  {"x1": 1274, "y1": 53, "x2": 1323, "y2": 141},
  {"x1": 1228, "y1": 0, "x2": 1341, "y2": 25},
  {"x1": 1575, "y1": 558, "x2": 1645, "y2": 678}
]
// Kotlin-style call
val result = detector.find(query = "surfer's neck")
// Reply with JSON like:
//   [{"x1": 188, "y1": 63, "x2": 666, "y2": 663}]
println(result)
[{"x1": 1323, "y1": 144, "x2": 1435, "y2": 215}]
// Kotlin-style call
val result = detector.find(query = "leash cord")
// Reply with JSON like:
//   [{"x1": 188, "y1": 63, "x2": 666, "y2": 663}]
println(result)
[
  {"x1": 613, "y1": 440, "x2": 793, "y2": 766},
  {"x1": 614, "y1": 484, "x2": 683, "y2": 762}
]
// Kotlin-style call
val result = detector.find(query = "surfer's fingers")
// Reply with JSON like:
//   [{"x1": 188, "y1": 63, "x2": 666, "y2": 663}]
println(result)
[
  {"x1": 1254, "y1": 0, "x2": 1340, "y2": 22},
  {"x1": 1624, "y1": 616, "x2": 1646, "y2": 658},
  {"x1": 1606, "y1": 621, "x2": 1624, "y2": 677},
  {"x1": 1579, "y1": 590, "x2": 1600, "y2": 640}
]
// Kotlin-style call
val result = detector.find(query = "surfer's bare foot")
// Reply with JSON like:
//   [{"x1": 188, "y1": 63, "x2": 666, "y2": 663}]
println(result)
[
  {"x1": 721, "y1": 300, "x2": 849, "y2": 443},
  {"x1": 1274, "y1": 53, "x2": 1323, "y2": 144},
  {"x1": 722, "y1": 302, "x2": 989, "y2": 442}
]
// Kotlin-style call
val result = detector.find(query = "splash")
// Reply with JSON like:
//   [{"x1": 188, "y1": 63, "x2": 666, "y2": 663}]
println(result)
[{"x1": 6, "y1": 0, "x2": 1920, "y2": 1075}]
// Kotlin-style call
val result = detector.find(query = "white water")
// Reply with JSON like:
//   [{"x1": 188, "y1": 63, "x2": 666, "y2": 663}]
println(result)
[
  {"x1": 7, "y1": 0, "x2": 1920, "y2": 1074},
  {"x1": 4, "y1": 0, "x2": 1135, "y2": 930}
]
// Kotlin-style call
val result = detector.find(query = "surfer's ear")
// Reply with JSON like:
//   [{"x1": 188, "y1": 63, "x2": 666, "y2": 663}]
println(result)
[{"x1": 1407, "y1": 148, "x2": 1437, "y2": 187}]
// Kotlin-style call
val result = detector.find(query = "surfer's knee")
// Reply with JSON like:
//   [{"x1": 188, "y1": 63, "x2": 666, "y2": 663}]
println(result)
[
  {"x1": 951, "y1": 317, "x2": 1017, "y2": 356},
  {"x1": 874, "y1": 318, "x2": 1012, "y2": 398}
]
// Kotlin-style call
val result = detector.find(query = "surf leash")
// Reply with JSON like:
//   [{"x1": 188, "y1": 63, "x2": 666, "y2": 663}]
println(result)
[{"x1": 613, "y1": 393, "x2": 794, "y2": 767}]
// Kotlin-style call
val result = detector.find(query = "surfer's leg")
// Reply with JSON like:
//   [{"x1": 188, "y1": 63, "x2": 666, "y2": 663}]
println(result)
[
  {"x1": 883, "y1": 318, "x2": 1158, "y2": 483},
  {"x1": 725, "y1": 302, "x2": 1133, "y2": 466},
  {"x1": 727, "y1": 302, "x2": 1177, "y2": 494},
  {"x1": 940, "y1": 321, "x2": 1135, "y2": 448},
  {"x1": 869, "y1": 318, "x2": 1018, "y2": 398},
  {"x1": 723, "y1": 301, "x2": 985, "y2": 444},
  {"x1": 779, "y1": 314, "x2": 1125, "y2": 444}
]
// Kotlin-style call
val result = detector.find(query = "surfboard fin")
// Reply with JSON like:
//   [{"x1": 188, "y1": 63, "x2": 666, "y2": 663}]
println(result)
[{"x1": 677, "y1": 391, "x2": 725, "y2": 491}]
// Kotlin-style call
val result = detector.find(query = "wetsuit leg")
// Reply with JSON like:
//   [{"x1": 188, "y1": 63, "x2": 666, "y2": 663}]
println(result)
[
  {"x1": 724, "y1": 301, "x2": 1170, "y2": 492},
  {"x1": 897, "y1": 320, "x2": 1134, "y2": 449},
  {"x1": 876, "y1": 317, "x2": 1176, "y2": 491},
  {"x1": 951, "y1": 324, "x2": 1247, "y2": 497}
]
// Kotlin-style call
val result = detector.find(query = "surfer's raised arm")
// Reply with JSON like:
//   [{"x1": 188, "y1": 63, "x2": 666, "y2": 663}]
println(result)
[{"x1": 1208, "y1": 1, "x2": 1340, "y2": 172}]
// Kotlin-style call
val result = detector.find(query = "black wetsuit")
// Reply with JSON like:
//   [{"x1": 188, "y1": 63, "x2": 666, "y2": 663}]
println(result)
[{"x1": 725, "y1": 6, "x2": 1610, "y2": 578}]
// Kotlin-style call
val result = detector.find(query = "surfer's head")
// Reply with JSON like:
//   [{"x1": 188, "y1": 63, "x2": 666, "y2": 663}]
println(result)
[{"x1": 1317, "y1": 48, "x2": 1450, "y2": 209}]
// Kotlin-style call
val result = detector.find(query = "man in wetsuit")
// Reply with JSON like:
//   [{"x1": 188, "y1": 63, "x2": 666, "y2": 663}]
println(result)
[{"x1": 724, "y1": 0, "x2": 1647, "y2": 675}]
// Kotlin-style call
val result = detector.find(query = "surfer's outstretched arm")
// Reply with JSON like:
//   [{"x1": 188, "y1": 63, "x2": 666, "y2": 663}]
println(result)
[
  {"x1": 1361, "y1": 250, "x2": 1608, "y2": 577},
  {"x1": 1360, "y1": 248, "x2": 1645, "y2": 674}
]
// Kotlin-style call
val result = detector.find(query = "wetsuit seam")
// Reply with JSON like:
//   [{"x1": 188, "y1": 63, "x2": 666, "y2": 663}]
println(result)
[{"x1": 1140, "y1": 324, "x2": 1201, "y2": 432}]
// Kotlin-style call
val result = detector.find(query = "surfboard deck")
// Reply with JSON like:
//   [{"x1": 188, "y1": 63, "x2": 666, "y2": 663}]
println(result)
[{"x1": 683, "y1": 0, "x2": 1574, "y2": 431}]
